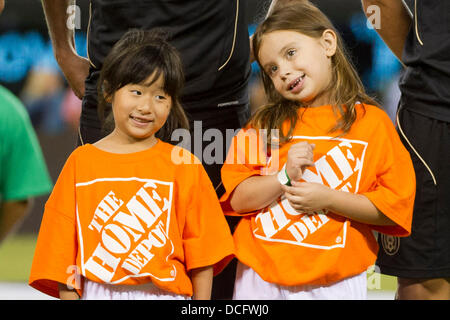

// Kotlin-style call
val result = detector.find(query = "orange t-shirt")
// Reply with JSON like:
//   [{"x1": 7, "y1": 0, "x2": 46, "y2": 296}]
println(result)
[
  {"x1": 220, "y1": 104, "x2": 415, "y2": 286},
  {"x1": 29, "y1": 140, "x2": 234, "y2": 298}
]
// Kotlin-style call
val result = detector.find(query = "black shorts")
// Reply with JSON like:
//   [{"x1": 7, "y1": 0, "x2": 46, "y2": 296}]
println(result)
[{"x1": 376, "y1": 104, "x2": 450, "y2": 279}]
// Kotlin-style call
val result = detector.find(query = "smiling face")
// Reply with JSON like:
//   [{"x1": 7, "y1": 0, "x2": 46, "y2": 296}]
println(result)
[
  {"x1": 258, "y1": 29, "x2": 336, "y2": 107},
  {"x1": 110, "y1": 72, "x2": 172, "y2": 143}
]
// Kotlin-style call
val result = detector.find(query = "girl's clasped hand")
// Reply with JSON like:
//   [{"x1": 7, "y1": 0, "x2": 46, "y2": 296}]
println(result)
[{"x1": 283, "y1": 141, "x2": 331, "y2": 215}]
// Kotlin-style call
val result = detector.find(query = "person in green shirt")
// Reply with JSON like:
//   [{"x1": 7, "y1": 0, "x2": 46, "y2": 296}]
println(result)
[
  {"x1": 0, "y1": 0, "x2": 52, "y2": 243},
  {"x1": 0, "y1": 84, "x2": 53, "y2": 243}
]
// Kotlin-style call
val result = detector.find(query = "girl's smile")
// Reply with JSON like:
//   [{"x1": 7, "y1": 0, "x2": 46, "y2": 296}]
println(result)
[
  {"x1": 129, "y1": 114, "x2": 155, "y2": 127},
  {"x1": 111, "y1": 73, "x2": 171, "y2": 144},
  {"x1": 287, "y1": 73, "x2": 305, "y2": 93},
  {"x1": 258, "y1": 30, "x2": 336, "y2": 107}
]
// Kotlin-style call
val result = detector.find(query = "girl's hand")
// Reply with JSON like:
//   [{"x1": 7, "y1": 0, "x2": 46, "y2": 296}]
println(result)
[
  {"x1": 285, "y1": 142, "x2": 315, "y2": 182},
  {"x1": 283, "y1": 182, "x2": 397, "y2": 226},
  {"x1": 281, "y1": 181, "x2": 331, "y2": 213}
]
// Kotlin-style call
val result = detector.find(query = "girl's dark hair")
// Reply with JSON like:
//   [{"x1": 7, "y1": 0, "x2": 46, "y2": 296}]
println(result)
[
  {"x1": 251, "y1": 2, "x2": 380, "y2": 145},
  {"x1": 97, "y1": 28, "x2": 189, "y2": 142}
]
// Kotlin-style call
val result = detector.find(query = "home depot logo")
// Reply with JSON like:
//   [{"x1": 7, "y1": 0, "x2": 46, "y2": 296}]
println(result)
[
  {"x1": 253, "y1": 136, "x2": 368, "y2": 249},
  {"x1": 75, "y1": 178, "x2": 176, "y2": 284}
]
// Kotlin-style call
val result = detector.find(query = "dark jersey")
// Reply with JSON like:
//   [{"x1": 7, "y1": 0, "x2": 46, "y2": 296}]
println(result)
[
  {"x1": 86, "y1": 0, "x2": 250, "y2": 112},
  {"x1": 399, "y1": 0, "x2": 450, "y2": 121}
]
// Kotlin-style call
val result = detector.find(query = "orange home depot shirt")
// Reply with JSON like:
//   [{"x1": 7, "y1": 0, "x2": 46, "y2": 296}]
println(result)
[
  {"x1": 29, "y1": 140, "x2": 234, "y2": 299},
  {"x1": 220, "y1": 104, "x2": 416, "y2": 286}
]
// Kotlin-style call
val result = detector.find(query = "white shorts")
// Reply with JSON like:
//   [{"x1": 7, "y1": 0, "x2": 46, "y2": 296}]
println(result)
[
  {"x1": 233, "y1": 262, "x2": 367, "y2": 300},
  {"x1": 81, "y1": 278, "x2": 190, "y2": 300}
]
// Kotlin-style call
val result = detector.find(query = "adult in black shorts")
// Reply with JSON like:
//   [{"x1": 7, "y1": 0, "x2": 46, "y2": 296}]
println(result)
[
  {"x1": 362, "y1": 0, "x2": 450, "y2": 299},
  {"x1": 41, "y1": 0, "x2": 256, "y2": 300}
]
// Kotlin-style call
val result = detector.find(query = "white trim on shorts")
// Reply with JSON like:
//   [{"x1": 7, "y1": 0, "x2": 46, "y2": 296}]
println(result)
[
  {"x1": 233, "y1": 262, "x2": 367, "y2": 300},
  {"x1": 81, "y1": 277, "x2": 191, "y2": 300}
]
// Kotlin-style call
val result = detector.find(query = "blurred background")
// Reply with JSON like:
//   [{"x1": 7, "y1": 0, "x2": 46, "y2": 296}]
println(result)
[{"x1": 0, "y1": 0, "x2": 401, "y2": 299}]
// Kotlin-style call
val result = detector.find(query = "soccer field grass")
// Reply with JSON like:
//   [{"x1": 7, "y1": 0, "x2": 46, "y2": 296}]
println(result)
[
  {"x1": 0, "y1": 234, "x2": 397, "y2": 292},
  {"x1": 0, "y1": 234, "x2": 38, "y2": 282}
]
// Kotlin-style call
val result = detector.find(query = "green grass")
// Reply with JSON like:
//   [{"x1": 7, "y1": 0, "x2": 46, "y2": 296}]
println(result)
[
  {"x1": 0, "y1": 234, "x2": 398, "y2": 292},
  {"x1": 367, "y1": 265, "x2": 397, "y2": 291},
  {"x1": 0, "y1": 233, "x2": 38, "y2": 282}
]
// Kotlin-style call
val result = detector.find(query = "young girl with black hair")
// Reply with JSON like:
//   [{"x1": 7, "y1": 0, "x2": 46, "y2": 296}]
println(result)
[{"x1": 30, "y1": 29, "x2": 234, "y2": 300}]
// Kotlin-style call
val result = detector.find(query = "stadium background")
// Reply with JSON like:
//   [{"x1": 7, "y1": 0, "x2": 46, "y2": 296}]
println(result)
[{"x1": 0, "y1": 0, "x2": 401, "y2": 299}]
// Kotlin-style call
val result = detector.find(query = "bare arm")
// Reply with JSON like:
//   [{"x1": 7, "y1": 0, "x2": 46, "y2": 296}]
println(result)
[
  {"x1": 0, "y1": 199, "x2": 32, "y2": 243},
  {"x1": 41, "y1": 0, "x2": 90, "y2": 98},
  {"x1": 191, "y1": 266, "x2": 213, "y2": 300},
  {"x1": 41, "y1": 0, "x2": 75, "y2": 55},
  {"x1": 58, "y1": 283, "x2": 80, "y2": 300},
  {"x1": 230, "y1": 175, "x2": 284, "y2": 213},
  {"x1": 361, "y1": 0, "x2": 412, "y2": 61},
  {"x1": 325, "y1": 188, "x2": 394, "y2": 225},
  {"x1": 283, "y1": 182, "x2": 395, "y2": 225}
]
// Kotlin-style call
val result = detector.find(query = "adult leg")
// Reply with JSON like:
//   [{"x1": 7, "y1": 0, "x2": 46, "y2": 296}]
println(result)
[{"x1": 397, "y1": 278, "x2": 450, "y2": 300}]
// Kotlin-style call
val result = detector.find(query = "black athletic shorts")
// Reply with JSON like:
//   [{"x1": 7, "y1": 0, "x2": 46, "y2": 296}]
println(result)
[{"x1": 376, "y1": 103, "x2": 450, "y2": 279}]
